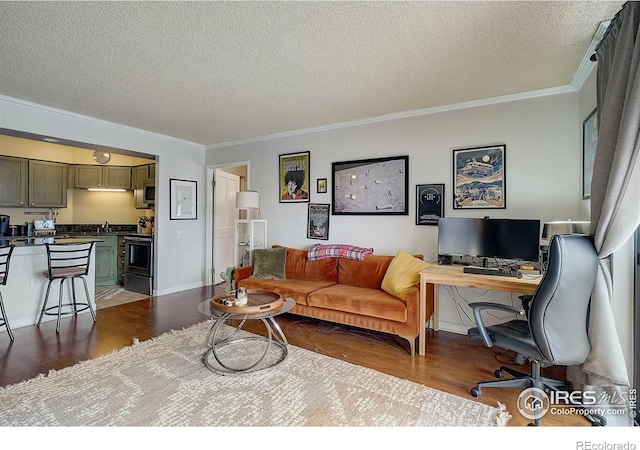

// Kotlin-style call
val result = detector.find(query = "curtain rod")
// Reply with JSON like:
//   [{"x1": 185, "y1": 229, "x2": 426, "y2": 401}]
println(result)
[{"x1": 590, "y1": 1, "x2": 628, "y2": 61}]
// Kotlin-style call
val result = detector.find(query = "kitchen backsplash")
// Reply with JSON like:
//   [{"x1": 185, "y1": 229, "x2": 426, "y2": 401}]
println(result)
[{"x1": 55, "y1": 224, "x2": 137, "y2": 234}]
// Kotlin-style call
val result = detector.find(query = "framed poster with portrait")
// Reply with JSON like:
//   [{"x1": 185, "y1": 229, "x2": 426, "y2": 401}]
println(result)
[
  {"x1": 416, "y1": 184, "x2": 444, "y2": 225},
  {"x1": 307, "y1": 203, "x2": 330, "y2": 240},
  {"x1": 279, "y1": 151, "x2": 310, "y2": 203},
  {"x1": 453, "y1": 145, "x2": 505, "y2": 210},
  {"x1": 332, "y1": 155, "x2": 409, "y2": 215}
]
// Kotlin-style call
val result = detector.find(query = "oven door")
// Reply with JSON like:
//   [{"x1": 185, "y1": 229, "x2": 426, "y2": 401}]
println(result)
[{"x1": 124, "y1": 236, "x2": 153, "y2": 276}]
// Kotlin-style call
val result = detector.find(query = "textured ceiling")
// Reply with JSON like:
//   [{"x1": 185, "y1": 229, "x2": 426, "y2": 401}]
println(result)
[{"x1": 0, "y1": 1, "x2": 624, "y2": 147}]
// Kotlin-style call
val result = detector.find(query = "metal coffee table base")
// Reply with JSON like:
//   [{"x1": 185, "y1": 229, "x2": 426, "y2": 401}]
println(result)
[{"x1": 204, "y1": 315, "x2": 289, "y2": 374}]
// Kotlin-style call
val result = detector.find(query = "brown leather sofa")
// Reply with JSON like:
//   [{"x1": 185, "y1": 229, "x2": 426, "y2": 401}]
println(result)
[{"x1": 234, "y1": 245, "x2": 433, "y2": 356}]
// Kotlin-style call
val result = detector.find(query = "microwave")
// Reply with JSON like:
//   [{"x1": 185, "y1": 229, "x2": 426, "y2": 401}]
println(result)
[{"x1": 143, "y1": 180, "x2": 155, "y2": 205}]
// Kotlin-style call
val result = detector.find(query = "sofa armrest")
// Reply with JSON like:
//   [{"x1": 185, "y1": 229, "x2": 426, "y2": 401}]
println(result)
[
  {"x1": 404, "y1": 284, "x2": 428, "y2": 338},
  {"x1": 234, "y1": 265, "x2": 254, "y2": 285}
]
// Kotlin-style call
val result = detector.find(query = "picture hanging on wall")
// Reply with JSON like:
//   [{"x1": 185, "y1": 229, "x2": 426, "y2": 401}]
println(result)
[
  {"x1": 332, "y1": 155, "x2": 409, "y2": 215},
  {"x1": 307, "y1": 203, "x2": 330, "y2": 240},
  {"x1": 279, "y1": 151, "x2": 310, "y2": 203},
  {"x1": 453, "y1": 145, "x2": 505, "y2": 210},
  {"x1": 416, "y1": 184, "x2": 444, "y2": 225},
  {"x1": 583, "y1": 108, "x2": 598, "y2": 199}
]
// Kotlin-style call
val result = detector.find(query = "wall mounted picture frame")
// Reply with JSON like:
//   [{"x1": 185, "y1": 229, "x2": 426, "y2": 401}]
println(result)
[
  {"x1": 169, "y1": 178, "x2": 197, "y2": 220},
  {"x1": 583, "y1": 108, "x2": 598, "y2": 199},
  {"x1": 453, "y1": 145, "x2": 505, "y2": 210},
  {"x1": 307, "y1": 203, "x2": 330, "y2": 240},
  {"x1": 317, "y1": 178, "x2": 327, "y2": 193},
  {"x1": 332, "y1": 155, "x2": 409, "y2": 215},
  {"x1": 279, "y1": 151, "x2": 310, "y2": 203},
  {"x1": 416, "y1": 184, "x2": 444, "y2": 225}
]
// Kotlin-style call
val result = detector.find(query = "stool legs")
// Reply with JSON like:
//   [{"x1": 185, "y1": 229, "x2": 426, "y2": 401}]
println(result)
[
  {"x1": 0, "y1": 290, "x2": 14, "y2": 341},
  {"x1": 37, "y1": 276, "x2": 96, "y2": 333}
]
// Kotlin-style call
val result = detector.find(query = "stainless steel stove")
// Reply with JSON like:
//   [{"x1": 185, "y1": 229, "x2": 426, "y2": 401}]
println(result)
[{"x1": 124, "y1": 235, "x2": 154, "y2": 295}]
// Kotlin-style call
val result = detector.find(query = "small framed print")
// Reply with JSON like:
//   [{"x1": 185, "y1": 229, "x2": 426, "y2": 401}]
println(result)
[
  {"x1": 307, "y1": 203, "x2": 330, "y2": 240},
  {"x1": 317, "y1": 178, "x2": 327, "y2": 193},
  {"x1": 279, "y1": 151, "x2": 310, "y2": 203},
  {"x1": 169, "y1": 178, "x2": 197, "y2": 220},
  {"x1": 416, "y1": 184, "x2": 444, "y2": 225},
  {"x1": 453, "y1": 145, "x2": 505, "y2": 209}
]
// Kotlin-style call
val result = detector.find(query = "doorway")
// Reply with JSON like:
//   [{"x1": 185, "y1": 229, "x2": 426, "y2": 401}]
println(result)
[{"x1": 205, "y1": 162, "x2": 249, "y2": 285}]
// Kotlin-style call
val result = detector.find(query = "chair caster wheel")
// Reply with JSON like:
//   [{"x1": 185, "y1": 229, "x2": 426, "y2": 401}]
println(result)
[
  {"x1": 494, "y1": 369, "x2": 504, "y2": 378},
  {"x1": 471, "y1": 387, "x2": 481, "y2": 397}
]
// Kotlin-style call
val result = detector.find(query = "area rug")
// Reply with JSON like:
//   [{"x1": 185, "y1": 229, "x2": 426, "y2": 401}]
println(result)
[
  {"x1": 95, "y1": 286, "x2": 150, "y2": 310},
  {"x1": 0, "y1": 321, "x2": 511, "y2": 426}
]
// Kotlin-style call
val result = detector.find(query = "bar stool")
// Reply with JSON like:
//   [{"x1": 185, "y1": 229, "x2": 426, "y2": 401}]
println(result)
[
  {"x1": 0, "y1": 245, "x2": 15, "y2": 341},
  {"x1": 37, "y1": 242, "x2": 97, "y2": 333}
]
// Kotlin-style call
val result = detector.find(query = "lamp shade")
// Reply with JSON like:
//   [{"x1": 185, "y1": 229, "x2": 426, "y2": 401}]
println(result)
[
  {"x1": 541, "y1": 220, "x2": 590, "y2": 243},
  {"x1": 236, "y1": 190, "x2": 260, "y2": 209}
]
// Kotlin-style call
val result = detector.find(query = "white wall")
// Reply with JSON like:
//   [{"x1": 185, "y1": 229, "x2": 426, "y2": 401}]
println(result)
[
  {"x1": 206, "y1": 91, "x2": 583, "y2": 333},
  {"x1": 0, "y1": 96, "x2": 206, "y2": 296}
]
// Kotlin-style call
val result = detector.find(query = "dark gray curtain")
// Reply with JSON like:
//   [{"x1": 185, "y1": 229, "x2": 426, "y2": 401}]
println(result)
[{"x1": 567, "y1": 1, "x2": 640, "y2": 426}]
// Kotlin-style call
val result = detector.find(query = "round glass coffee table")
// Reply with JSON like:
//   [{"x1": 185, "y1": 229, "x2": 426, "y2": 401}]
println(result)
[{"x1": 198, "y1": 289, "x2": 295, "y2": 374}]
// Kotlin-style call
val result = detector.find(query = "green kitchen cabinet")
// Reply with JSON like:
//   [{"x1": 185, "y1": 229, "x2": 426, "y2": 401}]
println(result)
[
  {"x1": 95, "y1": 236, "x2": 118, "y2": 286},
  {"x1": 74, "y1": 165, "x2": 131, "y2": 189},
  {"x1": 0, "y1": 156, "x2": 28, "y2": 207},
  {"x1": 117, "y1": 235, "x2": 125, "y2": 285},
  {"x1": 28, "y1": 160, "x2": 67, "y2": 207},
  {"x1": 133, "y1": 164, "x2": 154, "y2": 209}
]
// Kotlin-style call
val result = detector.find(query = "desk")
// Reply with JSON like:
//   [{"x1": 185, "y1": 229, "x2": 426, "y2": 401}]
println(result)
[{"x1": 418, "y1": 264, "x2": 542, "y2": 356}]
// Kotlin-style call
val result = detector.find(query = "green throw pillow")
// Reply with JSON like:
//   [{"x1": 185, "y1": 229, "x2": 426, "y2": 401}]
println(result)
[{"x1": 251, "y1": 247, "x2": 287, "y2": 280}]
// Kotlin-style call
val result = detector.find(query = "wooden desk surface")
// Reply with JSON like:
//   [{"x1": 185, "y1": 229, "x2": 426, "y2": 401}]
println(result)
[
  {"x1": 417, "y1": 263, "x2": 542, "y2": 356},
  {"x1": 419, "y1": 264, "x2": 541, "y2": 294}
]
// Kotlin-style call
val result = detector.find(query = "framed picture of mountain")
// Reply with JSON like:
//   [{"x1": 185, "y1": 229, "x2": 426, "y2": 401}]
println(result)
[{"x1": 453, "y1": 145, "x2": 505, "y2": 210}]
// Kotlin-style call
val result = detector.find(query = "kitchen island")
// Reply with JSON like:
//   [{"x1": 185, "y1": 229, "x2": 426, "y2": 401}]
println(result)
[{"x1": 0, "y1": 237, "x2": 100, "y2": 333}]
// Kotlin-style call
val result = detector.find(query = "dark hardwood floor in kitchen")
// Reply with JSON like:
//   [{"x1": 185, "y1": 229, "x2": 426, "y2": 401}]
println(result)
[{"x1": 0, "y1": 285, "x2": 588, "y2": 426}]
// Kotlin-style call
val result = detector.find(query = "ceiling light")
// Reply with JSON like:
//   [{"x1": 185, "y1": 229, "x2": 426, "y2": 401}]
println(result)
[
  {"x1": 43, "y1": 137, "x2": 59, "y2": 143},
  {"x1": 93, "y1": 151, "x2": 111, "y2": 164}
]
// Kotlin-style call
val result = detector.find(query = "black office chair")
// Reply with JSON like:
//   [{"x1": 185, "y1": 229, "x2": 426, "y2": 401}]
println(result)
[
  {"x1": 0, "y1": 245, "x2": 15, "y2": 341},
  {"x1": 467, "y1": 234, "x2": 604, "y2": 426},
  {"x1": 37, "y1": 242, "x2": 97, "y2": 333}
]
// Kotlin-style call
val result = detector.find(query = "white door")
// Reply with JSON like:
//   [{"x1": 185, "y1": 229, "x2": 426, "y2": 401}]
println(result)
[{"x1": 213, "y1": 169, "x2": 240, "y2": 284}]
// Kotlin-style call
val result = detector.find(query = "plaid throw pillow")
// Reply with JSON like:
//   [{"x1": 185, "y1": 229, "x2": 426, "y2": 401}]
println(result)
[{"x1": 307, "y1": 244, "x2": 374, "y2": 261}]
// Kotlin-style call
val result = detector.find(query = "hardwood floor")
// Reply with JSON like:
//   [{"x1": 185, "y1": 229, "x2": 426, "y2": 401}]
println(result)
[{"x1": 0, "y1": 285, "x2": 590, "y2": 427}]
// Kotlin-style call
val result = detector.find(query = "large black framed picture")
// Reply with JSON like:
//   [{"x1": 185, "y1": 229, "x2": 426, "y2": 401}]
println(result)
[
  {"x1": 416, "y1": 184, "x2": 444, "y2": 225},
  {"x1": 332, "y1": 155, "x2": 409, "y2": 215},
  {"x1": 453, "y1": 145, "x2": 505, "y2": 210}
]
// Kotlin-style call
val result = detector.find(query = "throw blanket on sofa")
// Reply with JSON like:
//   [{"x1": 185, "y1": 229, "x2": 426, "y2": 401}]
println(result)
[{"x1": 307, "y1": 244, "x2": 374, "y2": 261}]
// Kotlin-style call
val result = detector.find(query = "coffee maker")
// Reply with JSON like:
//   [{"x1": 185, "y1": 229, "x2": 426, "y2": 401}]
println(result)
[{"x1": 0, "y1": 215, "x2": 9, "y2": 237}]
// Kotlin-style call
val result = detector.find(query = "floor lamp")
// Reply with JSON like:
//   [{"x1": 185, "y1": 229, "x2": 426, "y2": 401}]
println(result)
[{"x1": 236, "y1": 190, "x2": 260, "y2": 220}]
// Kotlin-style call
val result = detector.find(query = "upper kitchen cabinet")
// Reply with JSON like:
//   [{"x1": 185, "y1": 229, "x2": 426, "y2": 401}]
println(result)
[
  {"x1": 28, "y1": 160, "x2": 67, "y2": 207},
  {"x1": 133, "y1": 164, "x2": 155, "y2": 209},
  {"x1": 0, "y1": 155, "x2": 28, "y2": 207},
  {"x1": 74, "y1": 165, "x2": 131, "y2": 189}
]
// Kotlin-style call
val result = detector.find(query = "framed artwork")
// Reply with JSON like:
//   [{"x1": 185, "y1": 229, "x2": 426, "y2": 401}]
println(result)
[
  {"x1": 307, "y1": 203, "x2": 330, "y2": 240},
  {"x1": 416, "y1": 184, "x2": 444, "y2": 225},
  {"x1": 279, "y1": 151, "x2": 310, "y2": 203},
  {"x1": 583, "y1": 108, "x2": 598, "y2": 199},
  {"x1": 169, "y1": 178, "x2": 197, "y2": 220},
  {"x1": 317, "y1": 178, "x2": 327, "y2": 193},
  {"x1": 332, "y1": 155, "x2": 409, "y2": 215},
  {"x1": 453, "y1": 145, "x2": 505, "y2": 210}
]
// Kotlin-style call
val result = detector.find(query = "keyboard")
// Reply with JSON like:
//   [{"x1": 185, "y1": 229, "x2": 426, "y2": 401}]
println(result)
[{"x1": 463, "y1": 266, "x2": 522, "y2": 278}]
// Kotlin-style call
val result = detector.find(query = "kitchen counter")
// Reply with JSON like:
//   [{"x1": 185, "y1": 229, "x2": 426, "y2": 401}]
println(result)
[
  {"x1": 0, "y1": 236, "x2": 103, "y2": 247},
  {"x1": 1, "y1": 240, "x2": 97, "y2": 333}
]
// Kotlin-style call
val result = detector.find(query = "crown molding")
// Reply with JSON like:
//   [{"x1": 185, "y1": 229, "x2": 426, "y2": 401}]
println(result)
[
  {"x1": 208, "y1": 85, "x2": 575, "y2": 150},
  {"x1": 0, "y1": 94, "x2": 204, "y2": 151},
  {"x1": 571, "y1": 20, "x2": 611, "y2": 90}
]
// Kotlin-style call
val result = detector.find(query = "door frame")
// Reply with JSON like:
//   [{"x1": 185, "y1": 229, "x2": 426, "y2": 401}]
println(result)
[{"x1": 205, "y1": 161, "x2": 251, "y2": 286}]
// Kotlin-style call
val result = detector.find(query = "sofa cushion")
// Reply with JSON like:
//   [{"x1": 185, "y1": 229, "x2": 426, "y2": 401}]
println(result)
[
  {"x1": 307, "y1": 284, "x2": 407, "y2": 323},
  {"x1": 308, "y1": 243, "x2": 374, "y2": 261},
  {"x1": 337, "y1": 255, "x2": 394, "y2": 289},
  {"x1": 236, "y1": 277, "x2": 336, "y2": 306},
  {"x1": 381, "y1": 250, "x2": 431, "y2": 300},
  {"x1": 251, "y1": 247, "x2": 286, "y2": 280},
  {"x1": 273, "y1": 245, "x2": 338, "y2": 282}
]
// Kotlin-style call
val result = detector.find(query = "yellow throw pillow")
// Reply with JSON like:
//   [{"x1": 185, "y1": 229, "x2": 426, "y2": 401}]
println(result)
[{"x1": 381, "y1": 250, "x2": 430, "y2": 299}]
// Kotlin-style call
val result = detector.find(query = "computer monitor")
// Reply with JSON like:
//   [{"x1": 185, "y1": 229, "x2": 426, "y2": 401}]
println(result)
[{"x1": 437, "y1": 217, "x2": 540, "y2": 263}]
